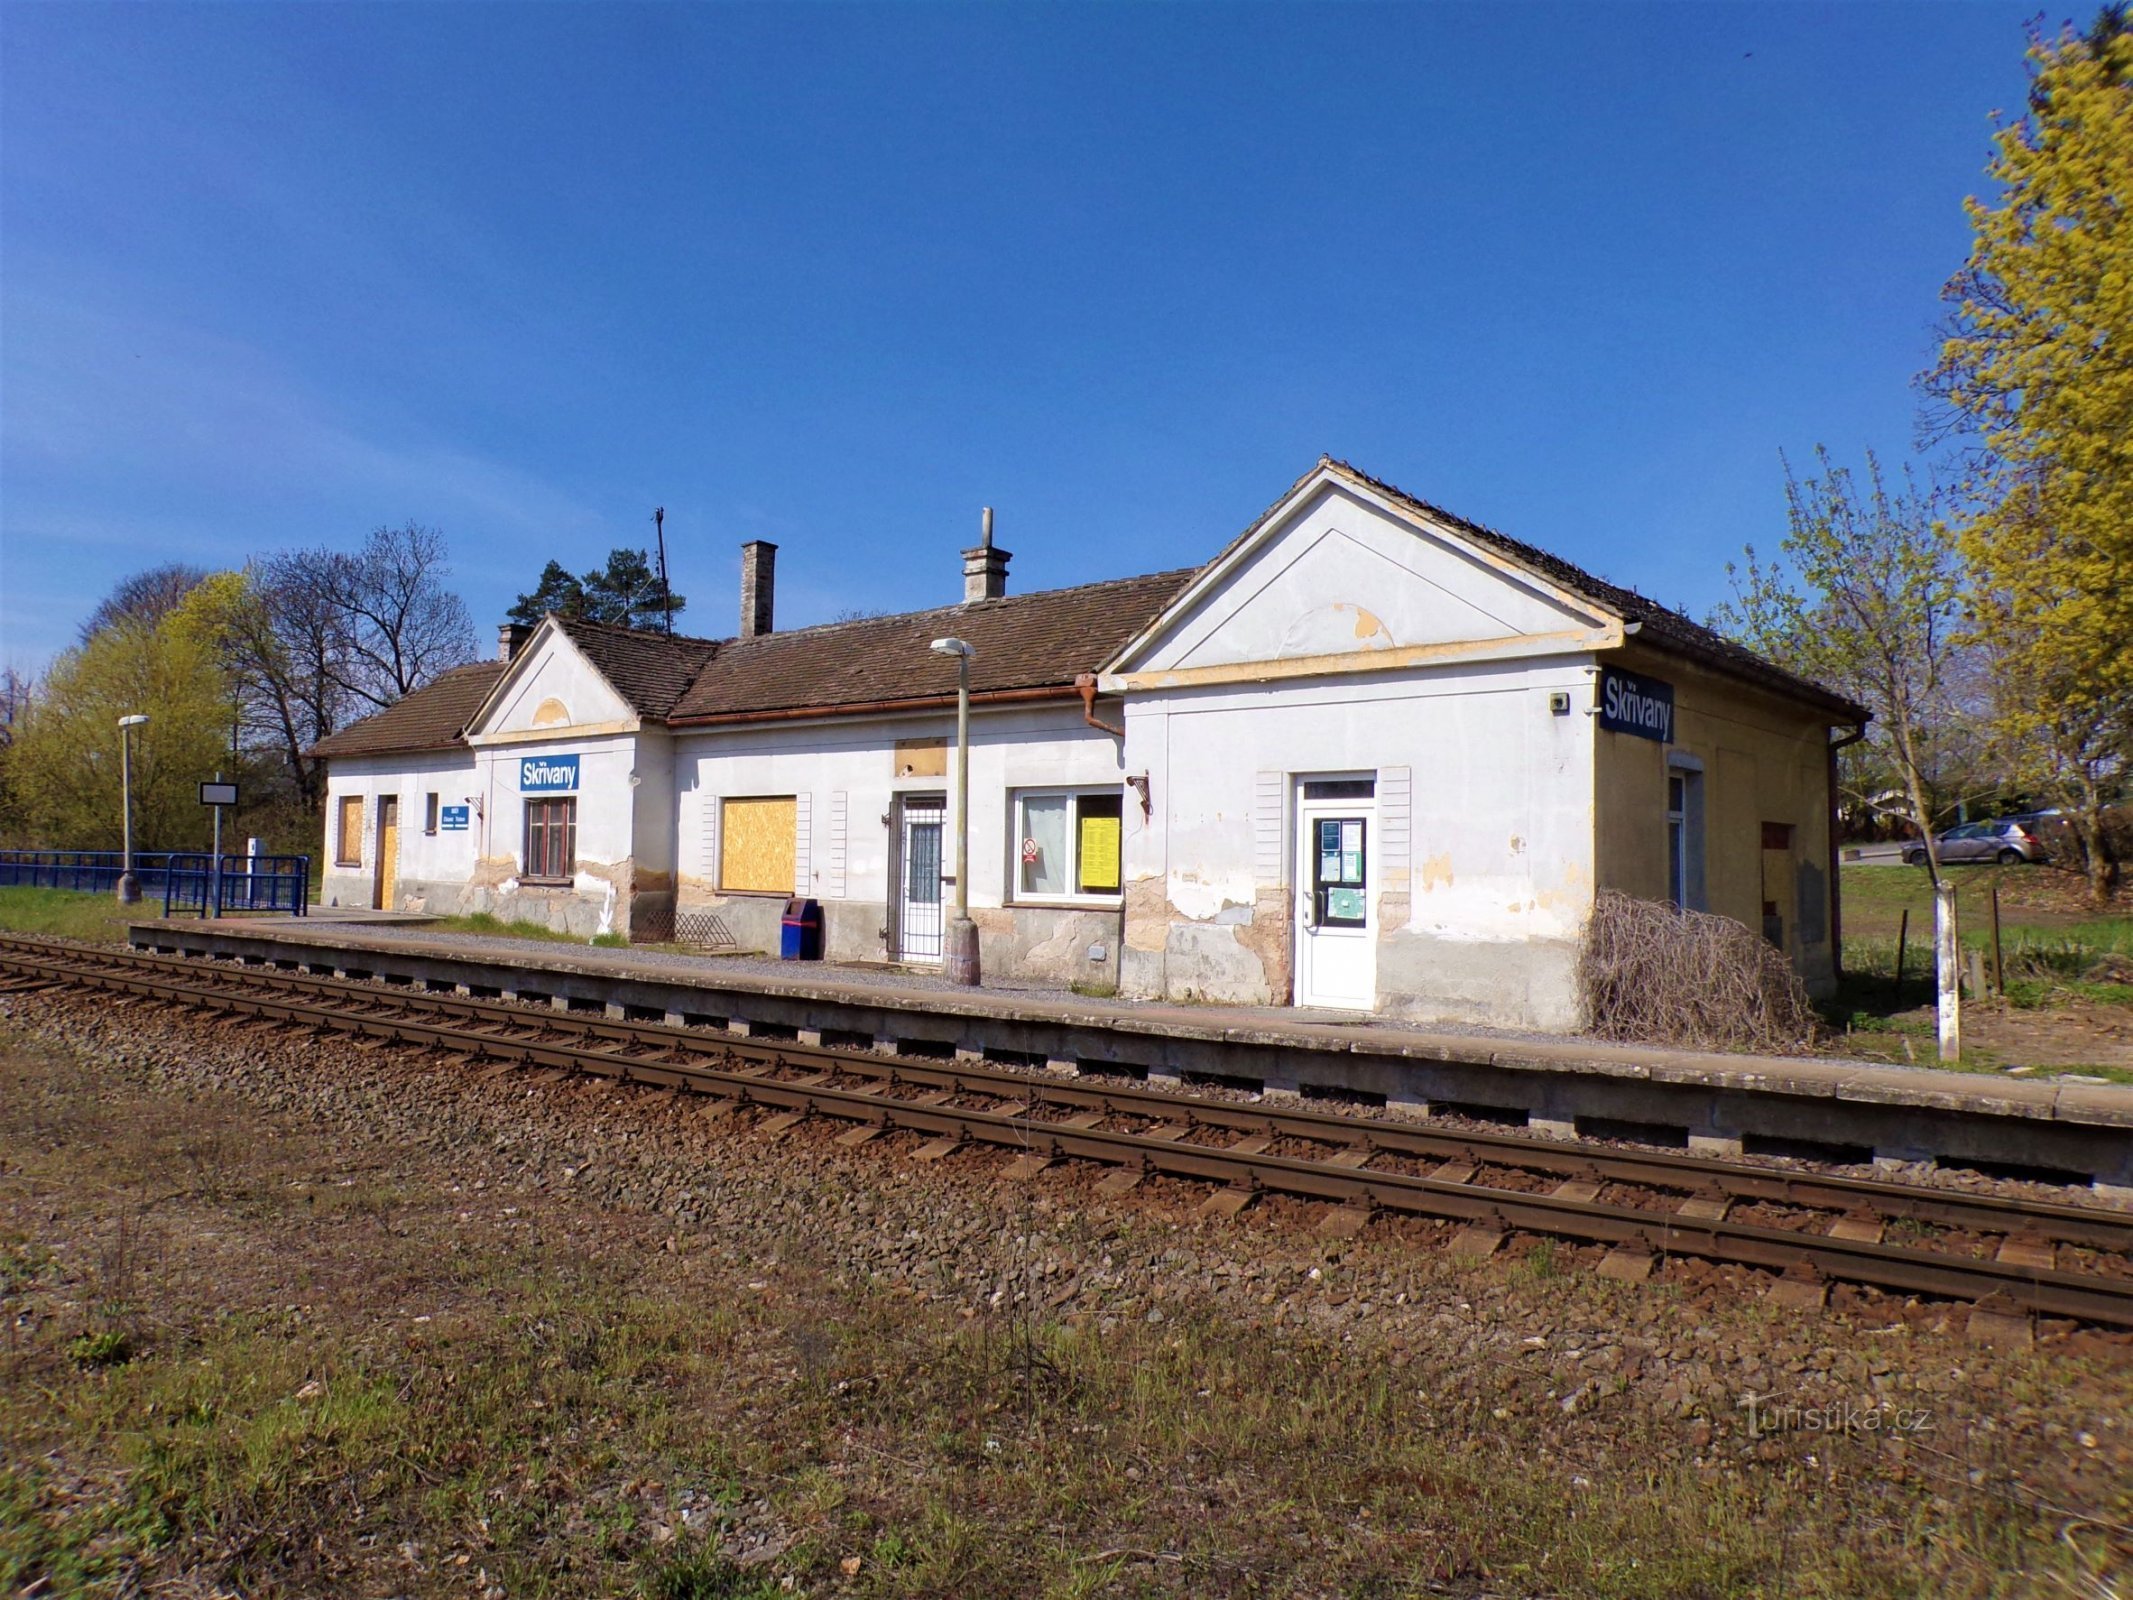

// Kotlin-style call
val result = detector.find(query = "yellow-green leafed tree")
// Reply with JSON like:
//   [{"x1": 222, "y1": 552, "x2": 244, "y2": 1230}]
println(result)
[
  {"x1": 8, "y1": 582, "x2": 242, "y2": 852},
  {"x1": 1926, "y1": 7, "x2": 2133, "y2": 906}
]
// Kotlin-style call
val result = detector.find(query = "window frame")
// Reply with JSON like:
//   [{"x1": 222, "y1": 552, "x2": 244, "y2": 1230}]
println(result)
[
  {"x1": 522, "y1": 796, "x2": 578, "y2": 884},
  {"x1": 1009, "y1": 786, "x2": 1125, "y2": 908},
  {"x1": 1665, "y1": 755, "x2": 1706, "y2": 912},
  {"x1": 424, "y1": 792, "x2": 440, "y2": 836},
  {"x1": 335, "y1": 795, "x2": 363, "y2": 867}
]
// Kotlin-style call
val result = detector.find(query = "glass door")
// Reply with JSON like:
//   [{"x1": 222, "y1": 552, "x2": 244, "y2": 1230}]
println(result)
[{"x1": 1295, "y1": 793, "x2": 1375, "y2": 1009}]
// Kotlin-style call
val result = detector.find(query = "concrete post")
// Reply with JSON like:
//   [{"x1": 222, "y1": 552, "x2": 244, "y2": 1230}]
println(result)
[{"x1": 1936, "y1": 880, "x2": 1960, "y2": 1064}]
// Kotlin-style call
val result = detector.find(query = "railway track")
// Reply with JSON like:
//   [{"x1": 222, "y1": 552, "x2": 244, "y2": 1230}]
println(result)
[{"x1": 5, "y1": 932, "x2": 2132, "y2": 1330}]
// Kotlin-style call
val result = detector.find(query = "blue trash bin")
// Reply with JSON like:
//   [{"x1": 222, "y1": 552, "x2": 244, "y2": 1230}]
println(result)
[{"x1": 780, "y1": 897, "x2": 823, "y2": 960}]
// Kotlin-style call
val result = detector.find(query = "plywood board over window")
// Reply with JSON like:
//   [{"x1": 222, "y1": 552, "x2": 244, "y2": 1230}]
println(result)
[
  {"x1": 720, "y1": 796, "x2": 797, "y2": 894},
  {"x1": 336, "y1": 796, "x2": 364, "y2": 866},
  {"x1": 894, "y1": 738, "x2": 947, "y2": 778}
]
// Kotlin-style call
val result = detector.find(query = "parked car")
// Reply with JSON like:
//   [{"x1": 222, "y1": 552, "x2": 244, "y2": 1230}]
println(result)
[{"x1": 1904, "y1": 818, "x2": 2051, "y2": 866}]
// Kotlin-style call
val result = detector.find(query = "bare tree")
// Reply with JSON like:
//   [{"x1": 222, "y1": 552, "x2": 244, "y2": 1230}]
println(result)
[
  {"x1": 221, "y1": 553, "x2": 351, "y2": 809},
  {"x1": 0, "y1": 667, "x2": 30, "y2": 749},
  {"x1": 78, "y1": 564, "x2": 208, "y2": 642},
  {"x1": 320, "y1": 523, "x2": 476, "y2": 712}
]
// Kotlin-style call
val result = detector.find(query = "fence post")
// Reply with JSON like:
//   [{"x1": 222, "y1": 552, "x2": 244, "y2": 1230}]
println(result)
[{"x1": 1935, "y1": 880, "x2": 1961, "y2": 1063}]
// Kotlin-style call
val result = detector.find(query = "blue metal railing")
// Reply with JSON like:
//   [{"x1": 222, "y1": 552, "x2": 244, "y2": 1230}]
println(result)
[
  {"x1": 160, "y1": 854, "x2": 311, "y2": 918},
  {"x1": 0, "y1": 849, "x2": 190, "y2": 895},
  {"x1": 0, "y1": 849, "x2": 309, "y2": 917}
]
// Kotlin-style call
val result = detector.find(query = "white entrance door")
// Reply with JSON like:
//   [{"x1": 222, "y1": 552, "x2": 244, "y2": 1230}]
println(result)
[
  {"x1": 896, "y1": 797, "x2": 945, "y2": 963},
  {"x1": 1295, "y1": 789, "x2": 1376, "y2": 1010}
]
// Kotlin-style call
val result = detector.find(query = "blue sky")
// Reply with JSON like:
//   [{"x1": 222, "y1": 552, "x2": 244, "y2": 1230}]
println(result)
[{"x1": 1, "y1": 2, "x2": 2040, "y2": 673}]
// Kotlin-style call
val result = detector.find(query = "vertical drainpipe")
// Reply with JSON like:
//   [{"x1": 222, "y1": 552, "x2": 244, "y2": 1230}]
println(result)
[
  {"x1": 1828, "y1": 722, "x2": 1868, "y2": 979},
  {"x1": 1076, "y1": 672, "x2": 1131, "y2": 988}
]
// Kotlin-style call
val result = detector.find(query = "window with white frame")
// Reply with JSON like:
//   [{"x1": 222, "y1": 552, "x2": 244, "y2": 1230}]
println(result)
[
  {"x1": 1013, "y1": 789, "x2": 1123, "y2": 901},
  {"x1": 1666, "y1": 757, "x2": 1705, "y2": 911}
]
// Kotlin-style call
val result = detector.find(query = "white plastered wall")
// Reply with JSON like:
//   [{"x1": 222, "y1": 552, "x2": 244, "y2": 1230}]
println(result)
[
  {"x1": 674, "y1": 701, "x2": 1131, "y2": 976},
  {"x1": 1119, "y1": 660, "x2": 1597, "y2": 1027},
  {"x1": 457, "y1": 624, "x2": 674, "y2": 937},
  {"x1": 318, "y1": 749, "x2": 482, "y2": 912},
  {"x1": 1106, "y1": 472, "x2": 1611, "y2": 1028}
]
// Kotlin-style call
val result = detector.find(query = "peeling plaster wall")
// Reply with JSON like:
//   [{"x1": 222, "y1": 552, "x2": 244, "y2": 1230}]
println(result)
[
  {"x1": 673, "y1": 704, "x2": 1129, "y2": 983},
  {"x1": 319, "y1": 750, "x2": 481, "y2": 912},
  {"x1": 1117, "y1": 658, "x2": 1597, "y2": 1029},
  {"x1": 458, "y1": 728, "x2": 666, "y2": 939}
]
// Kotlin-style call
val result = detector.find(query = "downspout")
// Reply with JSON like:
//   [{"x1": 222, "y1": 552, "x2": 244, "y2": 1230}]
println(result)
[
  {"x1": 1075, "y1": 672, "x2": 1130, "y2": 989},
  {"x1": 1828, "y1": 723, "x2": 1868, "y2": 979},
  {"x1": 1075, "y1": 673, "x2": 1125, "y2": 738}
]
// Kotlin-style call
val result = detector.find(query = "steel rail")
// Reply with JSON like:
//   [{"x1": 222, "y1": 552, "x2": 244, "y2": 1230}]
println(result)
[
  {"x1": 5, "y1": 936, "x2": 2133, "y2": 1326},
  {"x1": 14, "y1": 952, "x2": 2133, "y2": 1326},
  {"x1": 8, "y1": 935, "x2": 2127, "y2": 1248}
]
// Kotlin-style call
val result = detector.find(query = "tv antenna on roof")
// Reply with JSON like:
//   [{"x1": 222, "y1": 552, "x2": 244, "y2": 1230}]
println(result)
[{"x1": 652, "y1": 505, "x2": 673, "y2": 635}]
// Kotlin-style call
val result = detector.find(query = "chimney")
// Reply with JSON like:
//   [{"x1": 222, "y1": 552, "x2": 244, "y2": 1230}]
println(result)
[
  {"x1": 961, "y1": 506, "x2": 1011, "y2": 603},
  {"x1": 740, "y1": 540, "x2": 777, "y2": 638},
  {"x1": 497, "y1": 622, "x2": 533, "y2": 662}
]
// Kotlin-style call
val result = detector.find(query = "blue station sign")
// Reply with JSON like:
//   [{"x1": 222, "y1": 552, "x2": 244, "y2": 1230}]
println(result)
[
  {"x1": 1596, "y1": 667, "x2": 1675, "y2": 744},
  {"x1": 519, "y1": 753, "x2": 580, "y2": 793},
  {"x1": 439, "y1": 804, "x2": 471, "y2": 832}
]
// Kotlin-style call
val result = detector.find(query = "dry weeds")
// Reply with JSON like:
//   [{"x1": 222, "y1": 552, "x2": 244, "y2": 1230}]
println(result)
[{"x1": 1579, "y1": 890, "x2": 1821, "y2": 1053}]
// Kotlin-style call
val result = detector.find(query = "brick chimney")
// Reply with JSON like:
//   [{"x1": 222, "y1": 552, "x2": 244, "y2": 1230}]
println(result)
[
  {"x1": 962, "y1": 507, "x2": 1010, "y2": 603},
  {"x1": 497, "y1": 622, "x2": 533, "y2": 662},
  {"x1": 740, "y1": 540, "x2": 776, "y2": 638}
]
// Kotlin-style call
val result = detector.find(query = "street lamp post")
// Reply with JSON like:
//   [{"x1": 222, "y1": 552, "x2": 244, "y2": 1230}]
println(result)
[
  {"x1": 929, "y1": 637, "x2": 979, "y2": 986},
  {"x1": 116, "y1": 713, "x2": 149, "y2": 905}
]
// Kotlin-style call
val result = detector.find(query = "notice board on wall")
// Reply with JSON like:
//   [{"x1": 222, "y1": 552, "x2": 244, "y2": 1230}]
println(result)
[{"x1": 1078, "y1": 810, "x2": 1121, "y2": 891}]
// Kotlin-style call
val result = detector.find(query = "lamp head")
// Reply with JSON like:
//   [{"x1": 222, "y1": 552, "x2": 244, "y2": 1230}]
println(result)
[
  {"x1": 118, "y1": 714, "x2": 149, "y2": 728},
  {"x1": 929, "y1": 637, "x2": 974, "y2": 659}
]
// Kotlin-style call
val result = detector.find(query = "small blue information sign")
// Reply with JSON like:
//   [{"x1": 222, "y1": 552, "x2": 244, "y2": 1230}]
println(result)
[
  {"x1": 439, "y1": 804, "x2": 470, "y2": 832},
  {"x1": 519, "y1": 753, "x2": 580, "y2": 793}
]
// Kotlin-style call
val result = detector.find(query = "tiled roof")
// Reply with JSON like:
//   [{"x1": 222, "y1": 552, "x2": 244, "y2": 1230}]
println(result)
[
  {"x1": 311, "y1": 457, "x2": 1864, "y2": 761},
  {"x1": 668, "y1": 568, "x2": 1200, "y2": 721},
  {"x1": 309, "y1": 661, "x2": 506, "y2": 758},
  {"x1": 554, "y1": 616, "x2": 721, "y2": 720},
  {"x1": 1312, "y1": 459, "x2": 1870, "y2": 721}
]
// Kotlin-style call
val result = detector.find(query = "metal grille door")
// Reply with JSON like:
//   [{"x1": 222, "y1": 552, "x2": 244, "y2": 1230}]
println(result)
[{"x1": 898, "y1": 800, "x2": 945, "y2": 962}]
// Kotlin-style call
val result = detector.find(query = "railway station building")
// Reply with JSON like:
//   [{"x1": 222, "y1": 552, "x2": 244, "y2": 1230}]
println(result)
[{"x1": 312, "y1": 458, "x2": 1865, "y2": 1032}]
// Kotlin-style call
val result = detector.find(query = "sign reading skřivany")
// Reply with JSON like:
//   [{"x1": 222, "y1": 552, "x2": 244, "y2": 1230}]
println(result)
[
  {"x1": 519, "y1": 754, "x2": 580, "y2": 793},
  {"x1": 1596, "y1": 668, "x2": 1674, "y2": 743}
]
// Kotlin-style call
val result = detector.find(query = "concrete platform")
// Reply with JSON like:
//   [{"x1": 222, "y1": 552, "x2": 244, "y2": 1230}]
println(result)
[{"x1": 128, "y1": 916, "x2": 2133, "y2": 1197}]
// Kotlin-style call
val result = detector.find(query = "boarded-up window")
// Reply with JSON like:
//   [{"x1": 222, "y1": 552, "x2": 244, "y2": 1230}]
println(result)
[
  {"x1": 893, "y1": 737, "x2": 947, "y2": 778},
  {"x1": 720, "y1": 796, "x2": 797, "y2": 894},
  {"x1": 336, "y1": 796, "x2": 363, "y2": 866}
]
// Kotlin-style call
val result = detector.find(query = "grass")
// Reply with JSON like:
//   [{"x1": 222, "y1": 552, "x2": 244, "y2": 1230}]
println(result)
[
  {"x1": 1826, "y1": 865, "x2": 2133, "y2": 1076},
  {"x1": 421, "y1": 910, "x2": 631, "y2": 948},
  {"x1": 6, "y1": 1024, "x2": 2130, "y2": 1599},
  {"x1": 0, "y1": 886, "x2": 137, "y2": 944}
]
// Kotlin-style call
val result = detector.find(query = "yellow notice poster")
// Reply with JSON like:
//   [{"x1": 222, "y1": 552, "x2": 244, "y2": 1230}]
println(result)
[{"x1": 1078, "y1": 811, "x2": 1121, "y2": 891}]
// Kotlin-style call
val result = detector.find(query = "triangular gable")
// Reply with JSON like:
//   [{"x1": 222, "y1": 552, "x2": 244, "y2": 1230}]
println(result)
[
  {"x1": 465, "y1": 618, "x2": 639, "y2": 742},
  {"x1": 1103, "y1": 462, "x2": 1622, "y2": 686}
]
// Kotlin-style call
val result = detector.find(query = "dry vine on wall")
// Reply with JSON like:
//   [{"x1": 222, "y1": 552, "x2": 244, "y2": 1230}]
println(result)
[{"x1": 1577, "y1": 890, "x2": 1820, "y2": 1054}]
